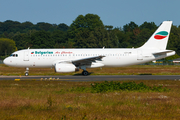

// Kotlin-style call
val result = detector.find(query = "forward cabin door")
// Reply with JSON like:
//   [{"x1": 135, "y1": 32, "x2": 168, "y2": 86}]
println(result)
[
  {"x1": 24, "y1": 51, "x2": 29, "y2": 61},
  {"x1": 137, "y1": 50, "x2": 143, "y2": 60}
]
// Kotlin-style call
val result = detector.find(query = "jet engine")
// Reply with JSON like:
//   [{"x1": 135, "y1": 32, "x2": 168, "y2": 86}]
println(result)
[{"x1": 55, "y1": 63, "x2": 78, "y2": 72}]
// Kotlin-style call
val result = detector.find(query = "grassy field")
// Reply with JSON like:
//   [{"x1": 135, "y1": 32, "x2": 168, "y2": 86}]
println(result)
[
  {"x1": 1, "y1": 64, "x2": 180, "y2": 76},
  {"x1": 0, "y1": 80, "x2": 180, "y2": 119},
  {"x1": 1, "y1": 65, "x2": 180, "y2": 119}
]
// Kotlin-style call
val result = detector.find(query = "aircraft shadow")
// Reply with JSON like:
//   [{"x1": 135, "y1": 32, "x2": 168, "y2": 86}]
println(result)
[{"x1": 73, "y1": 72, "x2": 93, "y2": 76}]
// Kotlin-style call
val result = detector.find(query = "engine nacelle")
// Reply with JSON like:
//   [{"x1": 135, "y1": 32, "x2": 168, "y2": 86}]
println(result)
[{"x1": 55, "y1": 63, "x2": 77, "y2": 73}]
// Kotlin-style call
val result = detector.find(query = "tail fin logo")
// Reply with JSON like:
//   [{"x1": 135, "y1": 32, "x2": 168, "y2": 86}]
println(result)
[{"x1": 154, "y1": 31, "x2": 168, "y2": 40}]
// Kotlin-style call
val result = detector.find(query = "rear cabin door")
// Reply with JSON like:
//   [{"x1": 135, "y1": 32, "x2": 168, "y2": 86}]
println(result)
[
  {"x1": 24, "y1": 51, "x2": 29, "y2": 61},
  {"x1": 137, "y1": 50, "x2": 143, "y2": 60}
]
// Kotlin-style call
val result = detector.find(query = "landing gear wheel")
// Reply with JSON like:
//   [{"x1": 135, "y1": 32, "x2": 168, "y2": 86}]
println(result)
[
  {"x1": 25, "y1": 67, "x2": 29, "y2": 76},
  {"x1": 82, "y1": 71, "x2": 88, "y2": 76},
  {"x1": 25, "y1": 72, "x2": 29, "y2": 76}
]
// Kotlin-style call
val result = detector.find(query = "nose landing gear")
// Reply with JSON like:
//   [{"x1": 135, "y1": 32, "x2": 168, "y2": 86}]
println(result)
[{"x1": 25, "y1": 67, "x2": 29, "y2": 76}]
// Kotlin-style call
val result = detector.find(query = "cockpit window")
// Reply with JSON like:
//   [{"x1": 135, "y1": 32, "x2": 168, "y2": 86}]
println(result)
[{"x1": 10, "y1": 54, "x2": 18, "y2": 57}]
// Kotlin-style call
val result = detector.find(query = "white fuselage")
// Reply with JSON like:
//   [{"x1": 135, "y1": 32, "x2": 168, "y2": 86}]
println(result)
[{"x1": 3, "y1": 48, "x2": 175, "y2": 68}]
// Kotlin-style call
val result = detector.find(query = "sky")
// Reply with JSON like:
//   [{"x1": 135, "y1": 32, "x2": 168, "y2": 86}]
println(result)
[{"x1": 0, "y1": 0, "x2": 180, "y2": 28}]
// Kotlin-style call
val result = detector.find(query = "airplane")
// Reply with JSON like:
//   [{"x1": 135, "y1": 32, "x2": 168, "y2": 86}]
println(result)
[{"x1": 3, "y1": 21, "x2": 175, "y2": 76}]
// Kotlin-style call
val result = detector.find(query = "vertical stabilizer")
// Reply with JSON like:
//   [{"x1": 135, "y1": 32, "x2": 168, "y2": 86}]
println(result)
[{"x1": 139, "y1": 21, "x2": 172, "y2": 50}]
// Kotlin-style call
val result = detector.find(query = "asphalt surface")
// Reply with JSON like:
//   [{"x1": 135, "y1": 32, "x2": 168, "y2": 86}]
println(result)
[{"x1": 1, "y1": 75, "x2": 180, "y2": 81}]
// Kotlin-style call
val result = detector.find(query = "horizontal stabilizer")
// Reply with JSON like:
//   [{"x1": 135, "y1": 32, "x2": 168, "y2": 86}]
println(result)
[{"x1": 152, "y1": 50, "x2": 175, "y2": 55}]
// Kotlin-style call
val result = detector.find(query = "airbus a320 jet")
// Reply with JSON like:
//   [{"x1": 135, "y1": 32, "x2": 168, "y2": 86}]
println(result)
[{"x1": 3, "y1": 21, "x2": 175, "y2": 76}]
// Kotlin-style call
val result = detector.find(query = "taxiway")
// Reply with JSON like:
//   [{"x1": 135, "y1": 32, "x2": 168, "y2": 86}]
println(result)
[{"x1": 0, "y1": 75, "x2": 180, "y2": 81}]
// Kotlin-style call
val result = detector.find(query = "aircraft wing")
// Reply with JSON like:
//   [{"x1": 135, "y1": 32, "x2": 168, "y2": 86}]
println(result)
[{"x1": 72, "y1": 55, "x2": 105, "y2": 67}]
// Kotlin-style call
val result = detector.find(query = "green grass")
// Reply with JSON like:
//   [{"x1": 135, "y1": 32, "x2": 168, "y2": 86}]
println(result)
[
  {"x1": 0, "y1": 80, "x2": 180, "y2": 119},
  {"x1": 90, "y1": 81, "x2": 170, "y2": 93},
  {"x1": 70, "y1": 81, "x2": 170, "y2": 93}
]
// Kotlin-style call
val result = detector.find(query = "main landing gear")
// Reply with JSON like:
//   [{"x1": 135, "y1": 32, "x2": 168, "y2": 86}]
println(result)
[
  {"x1": 81, "y1": 66, "x2": 89, "y2": 76},
  {"x1": 82, "y1": 70, "x2": 88, "y2": 76},
  {"x1": 25, "y1": 67, "x2": 29, "y2": 76}
]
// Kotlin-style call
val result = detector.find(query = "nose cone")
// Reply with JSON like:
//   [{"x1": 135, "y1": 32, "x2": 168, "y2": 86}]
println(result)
[
  {"x1": 3, "y1": 58, "x2": 8, "y2": 65},
  {"x1": 3, "y1": 57, "x2": 11, "y2": 66},
  {"x1": 3, "y1": 57, "x2": 17, "y2": 67}
]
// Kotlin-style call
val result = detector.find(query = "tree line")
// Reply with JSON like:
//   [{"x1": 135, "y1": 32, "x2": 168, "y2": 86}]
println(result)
[{"x1": 0, "y1": 14, "x2": 180, "y2": 59}]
